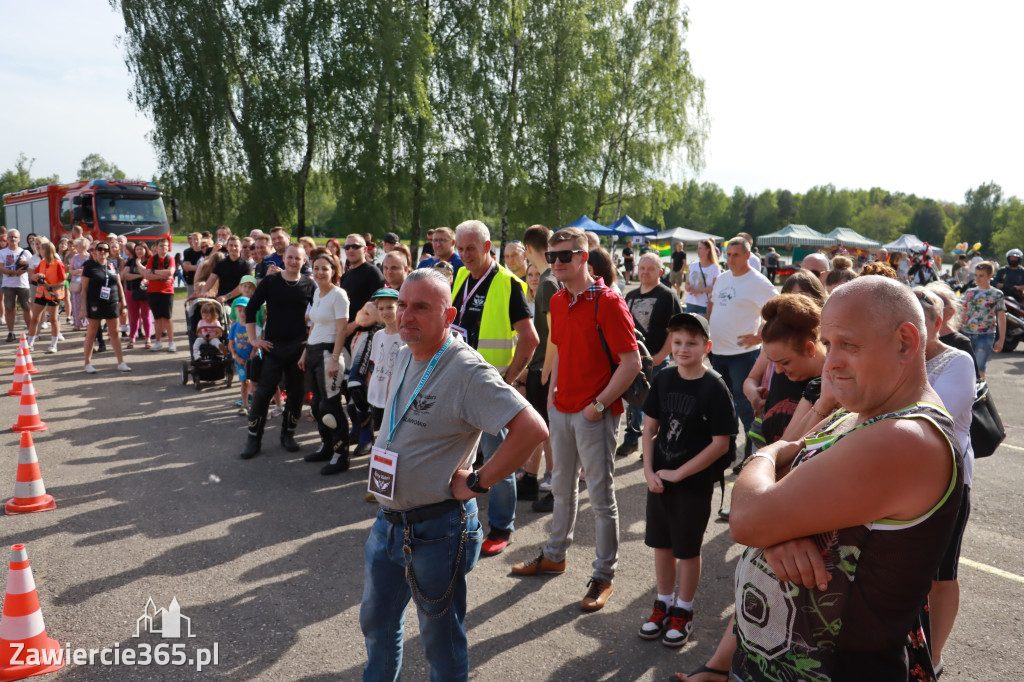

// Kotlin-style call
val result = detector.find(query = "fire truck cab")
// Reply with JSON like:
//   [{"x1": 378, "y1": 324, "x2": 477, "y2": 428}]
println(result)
[{"x1": 2, "y1": 179, "x2": 174, "y2": 248}]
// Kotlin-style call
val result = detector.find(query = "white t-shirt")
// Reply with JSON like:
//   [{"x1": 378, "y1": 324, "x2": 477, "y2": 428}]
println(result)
[
  {"x1": 708, "y1": 268, "x2": 777, "y2": 356},
  {"x1": 749, "y1": 253, "x2": 762, "y2": 272},
  {"x1": 0, "y1": 247, "x2": 31, "y2": 288},
  {"x1": 307, "y1": 285, "x2": 350, "y2": 345},
  {"x1": 926, "y1": 347, "x2": 976, "y2": 487},
  {"x1": 367, "y1": 330, "x2": 406, "y2": 409},
  {"x1": 685, "y1": 262, "x2": 721, "y2": 308}
]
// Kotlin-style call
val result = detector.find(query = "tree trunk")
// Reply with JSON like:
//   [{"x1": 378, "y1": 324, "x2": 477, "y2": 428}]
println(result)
[{"x1": 296, "y1": 12, "x2": 315, "y2": 238}]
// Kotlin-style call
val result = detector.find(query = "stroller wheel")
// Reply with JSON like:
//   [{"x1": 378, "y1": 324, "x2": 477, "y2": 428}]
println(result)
[
  {"x1": 180, "y1": 362, "x2": 189, "y2": 385},
  {"x1": 193, "y1": 371, "x2": 202, "y2": 391},
  {"x1": 225, "y1": 370, "x2": 233, "y2": 389}
]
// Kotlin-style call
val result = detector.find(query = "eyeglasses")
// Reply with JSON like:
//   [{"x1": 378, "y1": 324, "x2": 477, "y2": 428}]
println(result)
[
  {"x1": 544, "y1": 249, "x2": 584, "y2": 264},
  {"x1": 344, "y1": 244, "x2": 364, "y2": 250},
  {"x1": 95, "y1": 247, "x2": 110, "y2": 253}
]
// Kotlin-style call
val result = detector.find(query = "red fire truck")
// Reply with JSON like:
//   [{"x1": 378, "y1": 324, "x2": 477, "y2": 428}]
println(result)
[{"x1": 2, "y1": 179, "x2": 176, "y2": 248}]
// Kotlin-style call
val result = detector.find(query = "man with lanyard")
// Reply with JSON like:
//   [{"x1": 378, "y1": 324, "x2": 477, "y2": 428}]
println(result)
[
  {"x1": 450, "y1": 220, "x2": 538, "y2": 556},
  {"x1": 418, "y1": 226, "x2": 464, "y2": 278},
  {"x1": 194, "y1": 235, "x2": 252, "y2": 304},
  {"x1": 994, "y1": 248, "x2": 1024, "y2": 303},
  {"x1": 240, "y1": 244, "x2": 316, "y2": 459},
  {"x1": 360, "y1": 268, "x2": 546, "y2": 681}
]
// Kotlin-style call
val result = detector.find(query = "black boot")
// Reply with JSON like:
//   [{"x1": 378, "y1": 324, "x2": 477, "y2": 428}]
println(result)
[
  {"x1": 280, "y1": 410, "x2": 301, "y2": 452},
  {"x1": 320, "y1": 441, "x2": 350, "y2": 475},
  {"x1": 304, "y1": 442, "x2": 332, "y2": 462},
  {"x1": 305, "y1": 409, "x2": 336, "y2": 462},
  {"x1": 240, "y1": 416, "x2": 266, "y2": 459}
]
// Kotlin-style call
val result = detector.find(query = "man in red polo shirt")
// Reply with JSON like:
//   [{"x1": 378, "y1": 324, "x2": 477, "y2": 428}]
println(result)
[{"x1": 511, "y1": 227, "x2": 641, "y2": 612}]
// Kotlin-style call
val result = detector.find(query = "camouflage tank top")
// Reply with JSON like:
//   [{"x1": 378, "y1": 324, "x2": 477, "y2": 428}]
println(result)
[{"x1": 732, "y1": 402, "x2": 964, "y2": 682}]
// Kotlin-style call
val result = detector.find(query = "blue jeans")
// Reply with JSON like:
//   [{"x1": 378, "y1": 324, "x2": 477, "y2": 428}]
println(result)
[
  {"x1": 480, "y1": 429, "x2": 516, "y2": 533},
  {"x1": 684, "y1": 303, "x2": 707, "y2": 316},
  {"x1": 361, "y1": 500, "x2": 483, "y2": 682},
  {"x1": 966, "y1": 332, "x2": 996, "y2": 372},
  {"x1": 623, "y1": 359, "x2": 670, "y2": 446},
  {"x1": 710, "y1": 349, "x2": 760, "y2": 453}
]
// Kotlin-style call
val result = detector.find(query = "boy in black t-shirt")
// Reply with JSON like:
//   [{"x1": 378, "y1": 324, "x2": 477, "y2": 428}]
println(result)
[{"x1": 639, "y1": 312, "x2": 736, "y2": 649}]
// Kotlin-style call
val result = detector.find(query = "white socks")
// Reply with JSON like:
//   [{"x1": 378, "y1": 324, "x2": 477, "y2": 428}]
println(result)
[
  {"x1": 675, "y1": 597, "x2": 693, "y2": 611},
  {"x1": 658, "y1": 593, "x2": 674, "y2": 606}
]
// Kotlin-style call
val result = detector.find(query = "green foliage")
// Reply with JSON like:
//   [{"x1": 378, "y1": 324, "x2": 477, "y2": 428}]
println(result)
[
  {"x1": 908, "y1": 201, "x2": 948, "y2": 246},
  {"x1": 0, "y1": 154, "x2": 60, "y2": 198},
  {"x1": 992, "y1": 197, "x2": 1024, "y2": 255},
  {"x1": 77, "y1": 153, "x2": 126, "y2": 181},
  {"x1": 960, "y1": 182, "x2": 1002, "y2": 254}
]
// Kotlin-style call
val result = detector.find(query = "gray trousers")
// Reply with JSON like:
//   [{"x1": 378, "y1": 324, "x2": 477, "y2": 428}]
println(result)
[{"x1": 544, "y1": 407, "x2": 621, "y2": 583}]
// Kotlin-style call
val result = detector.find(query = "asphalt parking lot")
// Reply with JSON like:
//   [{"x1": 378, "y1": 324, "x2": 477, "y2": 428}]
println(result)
[{"x1": 0, "y1": 332, "x2": 1021, "y2": 681}]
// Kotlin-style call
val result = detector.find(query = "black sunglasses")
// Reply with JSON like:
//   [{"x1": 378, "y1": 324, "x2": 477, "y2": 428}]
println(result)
[
  {"x1": 344, "y1": 244, "x2": 364, "y2": 250},
  {"x1": 95, "y1": 247, "x2": 110, "y2": 253},
  {"x1": 544, "y1": 249, "x2": 584, "y2": 264}
]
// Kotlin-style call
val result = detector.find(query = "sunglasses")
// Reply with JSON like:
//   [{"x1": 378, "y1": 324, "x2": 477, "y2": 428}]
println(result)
[
  {"x1": 544, "y1": 249, "x2": 584, "y2": 264},
  {"x1": 344, "y1": 244, "x2": 364, "y2": 250},
  {"x1": 95, "y1": 247, "x2": 110, "y2": 253}
]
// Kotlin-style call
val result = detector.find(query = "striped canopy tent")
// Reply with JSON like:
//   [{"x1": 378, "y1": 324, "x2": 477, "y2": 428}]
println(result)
[
  {"x1": 559, "y1": 214, "x2": 615, "y2": 235},
  {"x1": 756, "y1": 224, "x2": 837, "y2": 247},
  {"x1": 825, "y1": 227, "x2": 881, "y2": 251},
  {"x1": 883, "y1": 234, "x2": 943, "y2": 257},
  {"x1": 655, "y1": 227, "x2": 724, "y2": 244},
  {"x1": 606, "y1": 214, "x2": 658, "y2": 237}
]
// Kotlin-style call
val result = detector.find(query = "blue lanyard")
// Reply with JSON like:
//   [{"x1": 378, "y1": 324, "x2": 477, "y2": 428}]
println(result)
[{"x1": 387, "y1": 333, "x2": 453, "y2": 447}]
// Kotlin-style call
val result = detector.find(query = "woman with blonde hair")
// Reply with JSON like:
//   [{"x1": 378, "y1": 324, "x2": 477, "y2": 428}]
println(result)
[
  {"x1": 68, "y1": 237, "x2": 90, "y2": 331},
  {"x1": 684, "y1": 238, "x2": 720, "y2": 316},
  {"x1": 28, "y1": 239, "x2": 66, "y2": 353}
]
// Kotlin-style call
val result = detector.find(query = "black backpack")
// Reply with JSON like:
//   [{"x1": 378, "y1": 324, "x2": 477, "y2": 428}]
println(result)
[{"x1": 594, "y1": 293, "x2": 654, "y2": 409}]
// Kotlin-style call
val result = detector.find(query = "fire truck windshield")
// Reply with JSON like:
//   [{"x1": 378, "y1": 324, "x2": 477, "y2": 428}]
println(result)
[{"x1": 94, "y1": 194, "x2": 168, "y2": 228}]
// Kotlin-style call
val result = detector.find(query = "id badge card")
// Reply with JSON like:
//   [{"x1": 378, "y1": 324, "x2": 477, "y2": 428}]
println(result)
[
  {"x1": 368, "y1": 446, "x2": 398, "y2": 500},
  {"x1": 450, "y1": 324, "x2": 468, "y2": 341},
  {"x1": 99, "y1": 286, "x2": 112, "y2": 301}
]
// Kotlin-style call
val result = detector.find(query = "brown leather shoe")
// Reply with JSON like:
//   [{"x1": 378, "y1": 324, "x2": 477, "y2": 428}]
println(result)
[
  {"x1": 511, "y1": 552, "x2": 566, "y2": 576},
  {"x1": 581, "y1": 578, "x2": 613, "y2": 611}
]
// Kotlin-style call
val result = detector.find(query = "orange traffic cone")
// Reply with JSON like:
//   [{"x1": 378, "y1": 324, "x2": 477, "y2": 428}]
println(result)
[
  {"x1": 18, "y1": 335, "x2": 37, "y2": 376},
  {"x1": 0, "y1": 544, "x2": 65, "y2": 680},
  {"x1": 10, "y1": 374, "x2": 46, "y2": 433},
  {"x1": 5, "y1": 433, "x2": 55, "y2": 515},
  {"x1": 6, "y1": 348, "x2": 25, "y2": 397}
]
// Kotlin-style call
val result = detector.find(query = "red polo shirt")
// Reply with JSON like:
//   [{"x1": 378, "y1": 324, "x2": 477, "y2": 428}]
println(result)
[{"x1": 550, "y1": 279, "x2": 638, "y2": 415}]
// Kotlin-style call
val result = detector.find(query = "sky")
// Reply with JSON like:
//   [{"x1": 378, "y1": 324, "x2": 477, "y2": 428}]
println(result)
[{"x1": 1, "y1": 1, "x2": 1022, "y2": 204}]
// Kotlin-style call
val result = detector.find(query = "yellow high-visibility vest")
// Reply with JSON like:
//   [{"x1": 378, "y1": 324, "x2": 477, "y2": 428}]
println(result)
[{"x1": 453, "y1": 263, "x2": 526, "y2": 373}]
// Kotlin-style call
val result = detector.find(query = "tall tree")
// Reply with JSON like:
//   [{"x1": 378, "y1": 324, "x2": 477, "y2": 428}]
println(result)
[
  {"x1": 908, "y1": 201, "x2": 948, "y2": 246},
  {"x1": 960, "y1": 182, "x2": 1002, "y2": 254},
  {"x1": 77, "y1": 153, "x2": 126, "y2": 181}
]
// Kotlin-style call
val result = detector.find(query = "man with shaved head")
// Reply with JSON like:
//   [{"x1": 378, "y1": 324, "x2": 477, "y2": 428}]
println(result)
[
  {"x1": 359, "y1": 268, "x2": 547, "y2": 682},
  {"x1": 728, "y1": 275, "x2": 964, "y2": 681}
]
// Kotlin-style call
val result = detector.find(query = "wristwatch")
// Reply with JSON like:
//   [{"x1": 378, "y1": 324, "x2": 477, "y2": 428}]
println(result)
[
  {"x1": 466, "y1": 471, "x2": 490, "y2": 494},
  {"x1": 592, "y1": 400, "x2": 606, "y2": 414}
]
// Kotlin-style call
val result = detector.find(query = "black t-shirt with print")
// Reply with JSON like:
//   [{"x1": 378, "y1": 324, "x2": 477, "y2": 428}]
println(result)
[
  {"x1": 643, "y1": 369, "x2": 737, "y2": 490},
  {"x1": 625, "y1": 282, "x2": 681, "y2": 357},
  {"x1": 453, "y1": 267, "x2": 531, "y2": 351}
]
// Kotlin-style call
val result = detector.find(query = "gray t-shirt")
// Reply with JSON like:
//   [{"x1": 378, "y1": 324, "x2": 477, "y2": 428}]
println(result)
[{"x1": 374, "y1": 333, "x2": 530, "y2": 510}]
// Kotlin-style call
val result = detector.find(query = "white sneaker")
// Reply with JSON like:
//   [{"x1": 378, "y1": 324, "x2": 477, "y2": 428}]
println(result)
[
  {"x1": 167, "y1": 342, "x2": 177, "y2": 352},
  {"x1": 45, "y1": 342, "x2": 58, "y2": 355},
  {"x1": 26, "y1": 336, "x2": 35, "y2": 350},
  {"x1": 57, "y1": 334, "x2": 66, "y2": 342},
  {"x1": 539, "y1": 471, "x2": 553, "y2": 492},
  {"x1": 40, "y1": 322, "x2": 49, "y2": 331},
  {"x1": 117, "y1": 362, "x2": 132, "y2": 372},
  {"x1": 150, "y1": 342, "x2": 165, "y2": 352},
  {"x1": 84, "y1": 364, "x2": 97, "y2": 374}
]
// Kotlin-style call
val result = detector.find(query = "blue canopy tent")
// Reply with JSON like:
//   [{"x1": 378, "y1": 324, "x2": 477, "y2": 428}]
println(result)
[
  {"x1": 559, "y1": 214, "x2": 615, "y2": 235},
  {"x1": 606, "y1": 215, "x2": 658, "y2": 238}
]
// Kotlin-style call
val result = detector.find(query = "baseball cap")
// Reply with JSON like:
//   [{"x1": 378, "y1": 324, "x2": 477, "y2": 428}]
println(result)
[
  {"x1": 239, "y1": 274, "x2": 257, "y2": 288},
  {"x1": 370, "y1": 288, "x2": 399, "y2": 300},
  {"x1": 666, "y1": 312, "x2": 710, "y2": 340},
  {"x1": 230, "y1": 296, "x2": 250, "y2": 321},
  {"x1": 382, "y1": 232, "x2": 399, "y2": 245}
]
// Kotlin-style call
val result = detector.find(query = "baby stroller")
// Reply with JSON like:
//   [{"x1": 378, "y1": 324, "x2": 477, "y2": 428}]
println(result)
[{"x1": 180, "y1": 297, "x2": 234, "y2": 391}]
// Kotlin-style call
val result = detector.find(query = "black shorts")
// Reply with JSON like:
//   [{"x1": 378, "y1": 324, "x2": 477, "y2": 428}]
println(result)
[
  {"x1": 937, "y1": 486, "x2": 971, "y2": 581},
  {"x1": 148, "y1": 292, "x2": 173, "y2": 319},
  {"x1": 33, "y1": 297, "x2": 59, "y2": 308},
  {"x1": 87, "y1": 300, "x2": 118, "y2": 320},
  {"x1": 645, "y1": 484, "x2": 714, "y2": 559},
  {"x1": 525, "y1": 368, "x2": 549, "y2": 424}
]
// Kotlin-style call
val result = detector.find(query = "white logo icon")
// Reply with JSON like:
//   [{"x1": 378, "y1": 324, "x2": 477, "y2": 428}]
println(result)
[{"x1": 135, "y1": 597, "x2": 196, "y2": 639}]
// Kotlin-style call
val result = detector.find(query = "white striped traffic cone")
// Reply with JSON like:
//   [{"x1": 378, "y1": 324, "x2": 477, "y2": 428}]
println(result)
[
  {"x1": 6, "y1": 348, "x2": 25, "y2": 397},
  {"x1": 0, "y1": 544, "x2": 65, "y2": 680},
  {"x1": 5, "y1": 432, "x2": 55, "y2": 515},
  {"x1": 17, "y1": 335, "x2": 37, "y2": 376},
  {"x1": 10, "y1": 373, "x2": 46, "y2": 433}
]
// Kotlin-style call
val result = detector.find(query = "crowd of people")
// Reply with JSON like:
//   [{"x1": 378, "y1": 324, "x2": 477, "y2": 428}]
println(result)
[{"x1": 1, "y1": 216, "x2": 1015, "y2": 681}]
